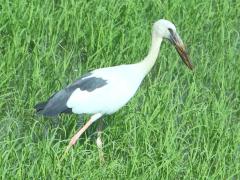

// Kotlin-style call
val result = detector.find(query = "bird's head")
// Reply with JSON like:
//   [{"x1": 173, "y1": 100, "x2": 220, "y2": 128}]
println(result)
[{"x1": 153, "y1": 19, "x2": 193, "y2": 70}]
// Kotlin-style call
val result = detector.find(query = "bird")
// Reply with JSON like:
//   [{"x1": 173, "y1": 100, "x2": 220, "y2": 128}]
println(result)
[{"x1": 35, "y1": 19, "x2": 193, "y2": 157}]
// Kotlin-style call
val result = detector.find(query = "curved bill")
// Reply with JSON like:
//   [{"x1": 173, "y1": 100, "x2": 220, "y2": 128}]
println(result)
[{"x1": 169, "y1": 30, "x2": 193, "y2": 70}]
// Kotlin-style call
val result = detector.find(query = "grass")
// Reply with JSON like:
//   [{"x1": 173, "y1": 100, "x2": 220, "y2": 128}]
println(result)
[{"x1": 0, "y1": 0, "x2": 240, "y2": 178}]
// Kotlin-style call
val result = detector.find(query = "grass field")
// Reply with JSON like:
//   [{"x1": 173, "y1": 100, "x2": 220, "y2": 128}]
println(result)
[{"x1": 0, "y1": 0, "x2": 240, "y2": 178}]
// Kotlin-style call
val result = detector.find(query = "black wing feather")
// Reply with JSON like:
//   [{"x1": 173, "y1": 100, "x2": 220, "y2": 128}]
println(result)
[{"x1": 35, "y1": 73, "x2": 107, "y2": 117}]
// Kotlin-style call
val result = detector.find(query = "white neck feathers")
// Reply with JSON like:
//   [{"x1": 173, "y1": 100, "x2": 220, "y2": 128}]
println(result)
[{"x1": 138, "y1": 32, "x2": 162, "y2": 76}]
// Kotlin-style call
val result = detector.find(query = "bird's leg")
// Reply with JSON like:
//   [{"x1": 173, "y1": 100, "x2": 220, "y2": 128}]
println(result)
[
  {"x1": 96, "y1": 119, "x2": 104, "y2": 163},
  {"x1": 65, "y1": 113, "x2": 103, "y2": 153}
]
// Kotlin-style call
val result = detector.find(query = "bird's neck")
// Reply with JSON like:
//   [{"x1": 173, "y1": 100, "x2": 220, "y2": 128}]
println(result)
[{"x1": 139, "y1": 32, "x2": 162, "y2": 76}]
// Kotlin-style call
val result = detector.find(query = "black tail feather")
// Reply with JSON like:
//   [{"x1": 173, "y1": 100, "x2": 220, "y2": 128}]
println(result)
[
  {"x1": 34, "y1": 101, "x2": 47, "y2": 113},
  {"x1": 34, "y1": 99, "x2": 72, "y2": 117},
  {"x1": 34, "y1": 89, "x2": 73, "y2": 117}
]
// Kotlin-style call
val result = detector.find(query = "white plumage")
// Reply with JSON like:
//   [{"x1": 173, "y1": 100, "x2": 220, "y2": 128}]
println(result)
[{"x1": 67, "y1": 64, "x2": 145, "y2": 114}]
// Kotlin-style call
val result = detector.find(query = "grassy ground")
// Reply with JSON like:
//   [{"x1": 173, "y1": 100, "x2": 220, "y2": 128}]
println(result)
[{"x1": 0, "y1": 0, "x2": 240, "y2": 178}]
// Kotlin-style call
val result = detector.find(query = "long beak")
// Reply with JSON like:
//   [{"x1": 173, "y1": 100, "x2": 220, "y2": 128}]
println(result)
[{"x1": 169, "y1": 31, "x2": 193, "y2": 70}]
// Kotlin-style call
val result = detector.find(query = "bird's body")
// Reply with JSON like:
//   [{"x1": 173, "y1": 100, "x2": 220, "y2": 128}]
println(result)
[
  {"x1": 68, "y1": 64, "x2": 145, "y2": 115},
  {"x1": 36, "y1": 63, "x2": 146, "y2": 116},
  {"x1": 35, "y1": 19, "x2": 193, "y2": 155}
]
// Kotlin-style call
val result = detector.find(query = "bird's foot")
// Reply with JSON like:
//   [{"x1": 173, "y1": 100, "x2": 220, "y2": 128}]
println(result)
[
  {"x1": 63, "y1": 134, "x2": 79, "y2": 157},
  {"x1": 66, "y1": 134, "x2": 78, "y2": 151},
  {"x1": 96, "y1": 127, "x2": 105, "y2": 164},
  {"x1": 96, "y1": 136, "x2": 104, "y2": 163}
]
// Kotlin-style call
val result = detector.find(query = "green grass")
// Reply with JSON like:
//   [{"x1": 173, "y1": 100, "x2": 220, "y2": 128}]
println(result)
[{"x1": 0, "y1": 0, "x2": 240, "y2": 178}]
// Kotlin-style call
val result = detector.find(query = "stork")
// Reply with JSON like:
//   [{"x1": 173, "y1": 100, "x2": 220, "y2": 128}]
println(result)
[{"x1": 35, "y1": 19, "x2": 193, "y2": 159}]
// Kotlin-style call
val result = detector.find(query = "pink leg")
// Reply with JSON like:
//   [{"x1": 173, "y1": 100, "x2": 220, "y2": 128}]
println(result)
[{"x1": 65, "y1": 113, "x2": 103, "y2": 153}]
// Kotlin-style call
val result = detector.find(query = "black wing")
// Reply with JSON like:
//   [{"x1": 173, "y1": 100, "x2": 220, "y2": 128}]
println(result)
[{"x1": 35, "y1": 73, "x2": 107, "y2": 116}]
